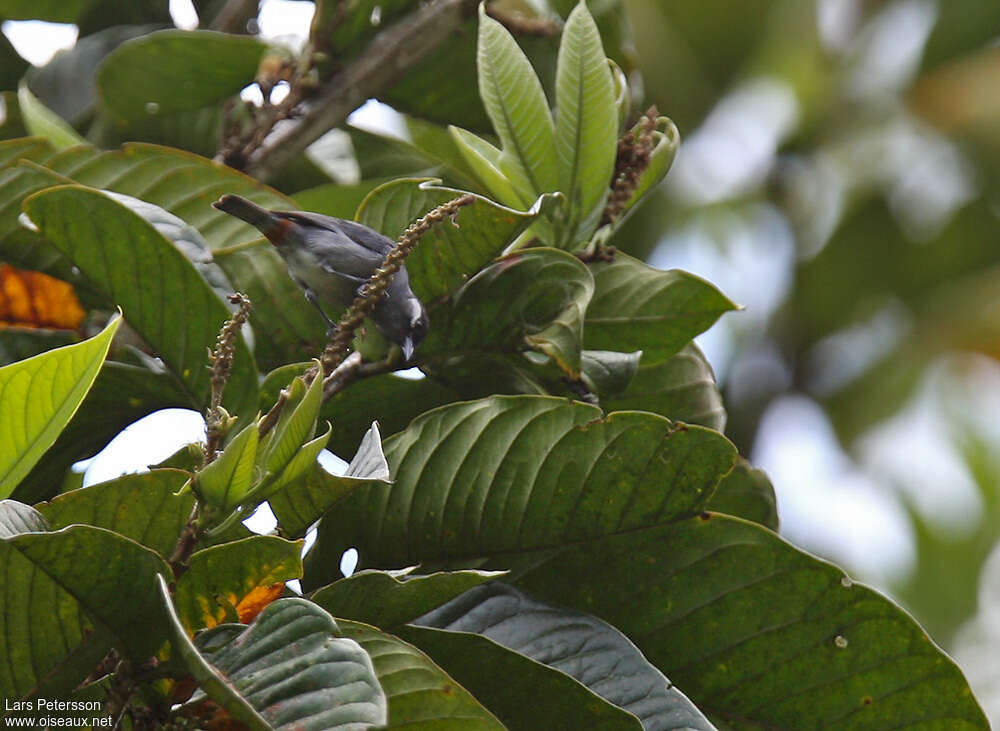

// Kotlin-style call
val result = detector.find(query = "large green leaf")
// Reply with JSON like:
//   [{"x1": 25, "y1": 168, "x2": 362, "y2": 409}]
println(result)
[
  {"x1": 338, "y1": 619, "x2": 503, "y2": 729},
  {"x1": 706, "y1": 457, "x2": 778, "y2": 531},
  {"x1": 174, "y1": 536, "x2": 303, "y2": 633},
  {"x1": 304, "y1": 395, "x2": 736, "y2": 587},
  {"x1": 421, "y1": 248, "x2": 593, "y2": 377},
  {"x1": 37, "y1": 469, "x2": 194, "y2": 556},
  {"x1": 23, "y1": 186, "x2": 258, "y2": 419},
  {"x1": 25, "y1": 25, "x2": 157, "y2": 125},
  {"x1": 554, "y1": 0, "x2": 617, "y2": 243},
  {"x1": 0, "y1": 160, "x2": 79, "y2": 284},
  {"x1": 312, "y1": 568, "x2": 504, "y2": 629},
  {"x1": 159, "y1": 575, "x2": 272, "y2": 731},
  {"x1": 97, "y1": 30, "x2": 267, "y2": 120},
  {"x1": 16, "y1": 85, "x2": 86, "y2": 151},
  {"x1": 602, "y1": 343, "x2": 726, "y2": 432},
  {"x1": 356, "y1": 178, "x2": 548, "y2": 302},
  {"x1": 0, "y1": 502, "x2": 110, "y2": 703},
  {"x1": 270, "y1": 422, "x2": 390, "y2": 539},
  {"x1": 12, "y1": 361, "x2": 192, "y2": 504},
  {"x1": 0, "y1": 315, "x2": 120, "y2": 498},
  {"x1": 397, "y1": 624, "x2": 643, "y2": 730},
  {"x1": 414, "y1": 582, "x2": 715, "y2": 730},
  {"x1": 511, "y1": 515, "x2": 989, "y2": 730},
  {"x1": 476, "y1": 4, "x2": 559, "y2": 204},
  {"x1": 585, "y1": 252, "x2": 737, "y2": 364},
  {"x1": 192, "y1": 599, "x2": 388, "y2": 729},
  {"x1": 5, "y1": 523, "x2": 171, "y2": 659}
]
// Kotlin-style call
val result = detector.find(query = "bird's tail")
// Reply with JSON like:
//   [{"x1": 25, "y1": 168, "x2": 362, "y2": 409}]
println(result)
[{"x1": 213, "y1": 194, "x2": 278, "y2": 231}]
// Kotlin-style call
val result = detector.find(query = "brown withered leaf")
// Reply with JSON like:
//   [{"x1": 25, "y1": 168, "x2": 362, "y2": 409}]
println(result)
[{"x1": 0, "y1": 264, "x2": 84, "y2": 329}]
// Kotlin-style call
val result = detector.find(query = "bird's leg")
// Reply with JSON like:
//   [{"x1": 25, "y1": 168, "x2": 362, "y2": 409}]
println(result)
[{"x1": 303, "y1": 289, "x2": 337, "y2": 335}]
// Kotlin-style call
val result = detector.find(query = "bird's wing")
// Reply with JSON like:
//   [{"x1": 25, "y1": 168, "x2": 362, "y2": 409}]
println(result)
[{"x1": 280, "y1": 212, "x2": 394, "y2": 256}]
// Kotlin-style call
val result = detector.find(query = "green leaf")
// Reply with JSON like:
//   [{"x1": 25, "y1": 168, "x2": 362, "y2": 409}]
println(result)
[
  {"x1": 347, "y1": 117, "x2": 482, "y2": 190},
  {"x1": 357, "y1": 178, "x2": 550, "y2": 302},
  {"x1": 174, "y1": 535, "x2": 303, "y2": 633},
  {"x1": 293, "y1": 179, "x2": 391, "y2": 220},
  {"x1": 12, "y1": 361, "x2": 191, "y2": 504},
  {"x1": 554, "y1": 0, "x2": 618, "y2": 243},
  {"x1": 0, "y1": 160, "x2": 79, "y2": 284},
  {"x1": 6, "y1": 525, "x2": 171, "y2": 658},
  {"x1": 304, "y1": 395, "x2": 736, "y2": 587},
  {"x1": 512, "y1": 514, "x2": 990, "y2": 730},
  {"x1": 37, "y1": 470, "x2": 194, "y2": 556},
  {"x1": 602, "y1": 343, "x2": 726, "y2": 432},
  {"x1": 448, "y1": 126, "x2": 526, "y2": 210},
  {"x1": 415, "y1": 582, "x2": 715, "y2": 730},
  {"x1": 585, "y1": 252, "x2": 737, "y2": 363},
  {"x1": 0, "y1": 0, "x2": 95, "y2": 21},
  {"x1": 476, "y1": 4, "x2": 559, "y2": 203},
  {"x1": 312, "y1": 568, "x2": 505, "y2": 629},
  {"x1": 257, "y1": 368, "x2": 322, "y2": 480},
  {"x1": 262, "y1": 363, "x2": 460, "y2": 459},
  {"x1": 25, "y1": 25, "x2": 157, "y2": 125},
  {"x1": 0, "y1": 328, "x2": 76, "y2": 367},
  {"x1": 707, "y1": 457, "x2": 779, "y2": 531},
  {"x1": 22, "y1": 186, "x2": 258, "y2": 420},
  {"x1": 338, "y1": 619, "x2": 504, "y2": 729},
  {"x1": 579, "y1": 349, "x2": 641, "y2": 398},
  {"x1": 0, "y1": 502, "x2": 110, "y2": 702},
  {"x1": 16, "y1": 85, "x2": 86, "y2": 151},
  {"x1": 0, "y1": 315, "x2": 120, "y2": 498},
  {"x1": 193, "y1": 599, "x2": 388, "y2": 729},
  {"x1": 0, "y1": 500, "x2": 48, "y2": 536},
  {"x1": 270, "y1": 422, "x2": 389, "y2": 539},
  {"x1": 197, "y1": 423, "x2": 259, "y2": 512},
  {"x1": 101, "y1": 189, "x2": 238, "y2": 304},
  {"x1": 421, "y1": 248, "x2": 593, "y2": 377},
  {"x1": 158, "y1": 575, "x2": 271, "y2": 731},
  {"x1": 397, "y1": 624, "x2": 642, "y2": 730},
  {"x1": 256, "y1": 423, "x2": 331, "y2": 501},
  {"x1": 97, "y1": 30, "x2": 268, "y2": 121}
]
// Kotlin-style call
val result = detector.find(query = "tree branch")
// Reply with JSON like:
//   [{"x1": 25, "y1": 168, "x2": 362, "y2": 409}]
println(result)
[{"x1": 245, "y1": 0, "x2": 473, "y2": 181}]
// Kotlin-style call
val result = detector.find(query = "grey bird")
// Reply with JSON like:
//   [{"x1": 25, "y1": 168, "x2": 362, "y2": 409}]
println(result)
[{"x1": 213, "y1": 194, "x2": 429, "y2": 361}]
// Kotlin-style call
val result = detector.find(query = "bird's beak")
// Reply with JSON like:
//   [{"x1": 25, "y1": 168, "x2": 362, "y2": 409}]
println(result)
[{"x1": 401, "y1": 336, "x2": 415, "y2": 362}]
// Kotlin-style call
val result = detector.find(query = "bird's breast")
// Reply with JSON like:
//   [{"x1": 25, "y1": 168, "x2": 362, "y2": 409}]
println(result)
[{"x1": 280, "y1": 246, "x2": 356, "y2": 306}]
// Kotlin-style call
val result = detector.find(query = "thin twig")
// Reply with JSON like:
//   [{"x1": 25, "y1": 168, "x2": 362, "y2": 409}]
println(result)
[
  {"x1": 485, "y1": 5, "x2": 561, "y2": 36},
  {"x1": 322, "y1": 351, "x2": 401, "y2": 401},
  {"x1": 245, "y1": 0, "x2": 473, "y2": 181}
]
